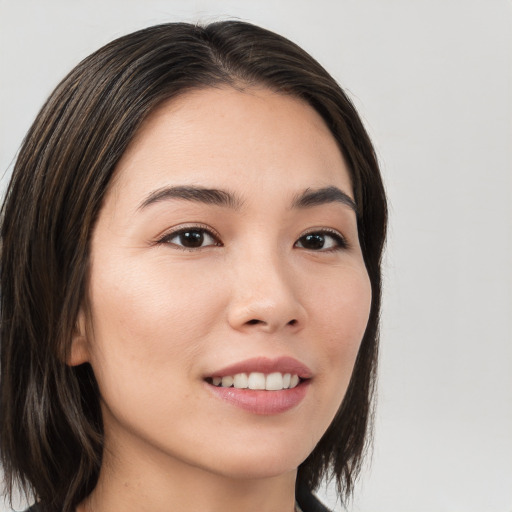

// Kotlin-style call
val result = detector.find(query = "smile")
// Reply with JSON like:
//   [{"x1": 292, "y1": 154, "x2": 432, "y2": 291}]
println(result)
[
  {"x1": 204, "y1": 356, "x2": 311, "y2": 414},
  {"x1": 208, "y1": 372, "x2": 301, "y2": 391}
]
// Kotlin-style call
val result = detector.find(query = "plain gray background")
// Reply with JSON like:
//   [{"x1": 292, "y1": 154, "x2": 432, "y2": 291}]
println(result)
[{"x1": 1, "y1": 1, "x2": 511, "y2": 511}]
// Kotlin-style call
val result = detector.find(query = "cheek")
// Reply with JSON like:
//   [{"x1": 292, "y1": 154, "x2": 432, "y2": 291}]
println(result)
[
  {"x1": 311, "y1": 265, "x2": 372, "y2": 378},
  {"x1": 289, "y1": 263, "x2": 372, "y2": 447},
  {"x1": 85, "y1": 256, "x2": 226, "y2": 391}
]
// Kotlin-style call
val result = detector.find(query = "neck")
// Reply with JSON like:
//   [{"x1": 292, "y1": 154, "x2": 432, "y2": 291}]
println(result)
[{"x1": 78, "y1": 429, "x2": 298, "y2": 512}]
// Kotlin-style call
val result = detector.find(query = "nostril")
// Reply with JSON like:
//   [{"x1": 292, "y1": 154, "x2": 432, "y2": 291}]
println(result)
[{"x1": 246, "y1": 318, "x2": 297, "y2": 326}]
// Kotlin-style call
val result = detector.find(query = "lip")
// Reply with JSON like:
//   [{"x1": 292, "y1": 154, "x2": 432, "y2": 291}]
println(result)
[
  {"x1": 208, "y1": 356, "x2": 313, "y2": 379},
  {"x1": 204, "y1": 356, "x2": 312, "y2": 415},
  {"x1": 207, "y1": 383, "x2": 309, "y2": 415}
]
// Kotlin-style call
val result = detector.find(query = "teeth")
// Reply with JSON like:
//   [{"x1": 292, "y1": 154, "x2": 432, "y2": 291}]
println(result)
[
  {"x1": 233, "y1": 373, "x2": 248, "y2": 388},
  {"x1": 221, "y1": 376, "x2": 234, "y2": 388},
  {"x1": 213, "y1": 372, "x2": 301, "y2": 390},
  {"x1": 265, "y1": 372, "x2": 283, "y2": 390},
  {"x1": 248, "y1": 372, "x2": 266, "y2": 390}
]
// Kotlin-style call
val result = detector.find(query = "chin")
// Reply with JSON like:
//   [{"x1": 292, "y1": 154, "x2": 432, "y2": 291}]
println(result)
[
  {"x1": 192, "y1": 436, "x2": 314, "y2": 481},
  {"x1": 206, "y1": 457, "x2": 301, "y2": 481}
]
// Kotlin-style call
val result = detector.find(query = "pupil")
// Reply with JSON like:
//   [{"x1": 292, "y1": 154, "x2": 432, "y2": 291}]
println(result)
[
  {"x1": 180, "y1": 230, "x2": 204, "y2": 247},
  {"x1": 303, "y1": 234, "x2": 324, "y2": 249}
]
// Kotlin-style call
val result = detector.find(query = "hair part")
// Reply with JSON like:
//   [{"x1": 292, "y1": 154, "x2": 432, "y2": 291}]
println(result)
[{"x1": 1, "y1": 21, "x2": 387, "y2": 512}]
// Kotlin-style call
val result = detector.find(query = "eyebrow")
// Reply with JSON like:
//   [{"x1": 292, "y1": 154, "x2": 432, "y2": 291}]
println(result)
[
  {"x1": 138, "y1": 184, "x2": 356, "y2": 213},
  {"x1": 291, "y1": 186, "x2": 357, "y2": 212},
  {"x1": 138, "y1": 185, "x2": 244, "y2": 211}
]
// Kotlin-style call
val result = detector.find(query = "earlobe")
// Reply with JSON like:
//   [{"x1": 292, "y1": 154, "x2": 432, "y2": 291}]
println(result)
[{"x1": 67, "y1": 309, "x2": 90, "y2": 366}]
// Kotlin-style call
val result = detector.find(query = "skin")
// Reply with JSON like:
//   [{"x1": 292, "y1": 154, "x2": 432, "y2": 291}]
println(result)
[{"x1": 71, "y1": 86, "x2": 372, "y2": 512}]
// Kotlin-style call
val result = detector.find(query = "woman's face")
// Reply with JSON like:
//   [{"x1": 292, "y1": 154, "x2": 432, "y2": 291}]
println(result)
[{"x1": 73, "y1": 86, "x2": 371, "y2": 480}]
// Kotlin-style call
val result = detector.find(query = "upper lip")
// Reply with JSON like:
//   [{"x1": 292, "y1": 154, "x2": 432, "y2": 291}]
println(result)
[{"x1": 208, "y1": 356, "x2": 313, "y2": 379}]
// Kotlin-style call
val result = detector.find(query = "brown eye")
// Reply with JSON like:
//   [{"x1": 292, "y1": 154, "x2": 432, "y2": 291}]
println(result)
[
  {"x1": 295, "y1": 231, "x2": 347, "y2": 251},
  {"x1": 162, "y1": 228, "x2": 220, "y2": 249},
  {"x1": 178, "y1": 230, "x2": 205, "y2": 247},
  {"x1": 299, "y1": 233, "x2": 325, "y2": 250}
]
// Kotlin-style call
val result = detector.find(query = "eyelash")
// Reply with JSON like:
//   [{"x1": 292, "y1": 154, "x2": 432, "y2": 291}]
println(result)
[
  {"x1": 156, "y1": 224, "x2": 222, "y2": 251},
  {"x1": 156, "y1": 225, "x2": 348, "y2": 252},
  {"x1": 295, "y1": 228, "x2": 349, "y2": 252}
]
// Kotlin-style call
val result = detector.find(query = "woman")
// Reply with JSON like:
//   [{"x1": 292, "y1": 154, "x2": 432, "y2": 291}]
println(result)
[{"x1": 0, "y1": 21, "x2": 387, "y2": 512}]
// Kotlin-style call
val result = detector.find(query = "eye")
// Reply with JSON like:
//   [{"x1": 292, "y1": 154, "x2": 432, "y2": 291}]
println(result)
[
  {"x1": 295, "y1": 230, "x2": 348, "y2": 251},
  {"x1": 158, "y1": 226, "x2": 221, "y2": 250}
]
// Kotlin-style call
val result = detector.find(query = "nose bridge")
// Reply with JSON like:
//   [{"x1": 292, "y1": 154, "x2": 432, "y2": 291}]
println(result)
[{"x1": 227, "y1": 239, "x2": 306, "y2": 332}]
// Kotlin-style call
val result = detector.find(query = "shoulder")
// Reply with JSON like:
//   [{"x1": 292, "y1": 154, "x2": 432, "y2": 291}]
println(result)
[
  {"x1": 296, "y1": 486, "x2": 333, "y2": 512},
  {"x1": 23, "y1": 505, "x2": 43, "y2": 512}
]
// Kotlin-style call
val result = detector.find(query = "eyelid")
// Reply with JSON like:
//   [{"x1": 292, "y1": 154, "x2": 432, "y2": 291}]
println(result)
[
  {"x1": 155, "y1": 223, "x2": 222, "y2": 247},
  {"x1": 296, "y1": 227, "x2": 349, "y2": 251},
  {"x1": 152, "y1": 224, "x2": 348, "y2": 251}
]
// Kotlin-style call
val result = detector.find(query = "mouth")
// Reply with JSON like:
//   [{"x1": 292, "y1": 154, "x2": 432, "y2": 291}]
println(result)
[
  {"x1": 204, "y1": 357, "x2": 311, "y2": 414},
  {"x1": 205, "y1": 371, "x2": 303, "y2": 391}
]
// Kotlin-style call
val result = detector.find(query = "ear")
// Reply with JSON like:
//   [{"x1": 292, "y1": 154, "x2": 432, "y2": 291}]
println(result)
[{"x1": 67, "y1": 308, "x2": 90, "y2": 366}]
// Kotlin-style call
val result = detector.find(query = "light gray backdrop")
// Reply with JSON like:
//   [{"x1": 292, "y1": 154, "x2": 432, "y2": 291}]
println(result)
[{"x1": 1, "y1": 1, "x2": 511, "y2": 511}]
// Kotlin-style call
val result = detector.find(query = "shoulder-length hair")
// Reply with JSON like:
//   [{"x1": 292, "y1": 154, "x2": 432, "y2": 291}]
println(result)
[{"x1": 1, "y1": 20, "x2": 387, "y2": 512}]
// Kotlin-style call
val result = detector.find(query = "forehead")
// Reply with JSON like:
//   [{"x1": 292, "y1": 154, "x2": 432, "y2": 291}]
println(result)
[{"x1": 110, "y1": 86, "x2": 353, "y2": 207}]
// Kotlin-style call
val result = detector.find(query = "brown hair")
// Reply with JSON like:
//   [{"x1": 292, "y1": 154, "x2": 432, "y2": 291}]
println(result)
[{"x1": 1, "y1": 20, "x2": 387, "y2": 512}]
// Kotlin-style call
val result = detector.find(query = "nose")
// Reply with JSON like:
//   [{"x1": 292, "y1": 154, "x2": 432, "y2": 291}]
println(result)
[{"x1": 226, "y1": 249, "x2": 307, "y2": 334}]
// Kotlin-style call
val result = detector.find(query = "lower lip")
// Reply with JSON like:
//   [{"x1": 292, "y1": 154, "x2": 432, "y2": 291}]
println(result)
[{"x1": 206, "y1": 381, "x2": 309, "y2": 415}]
